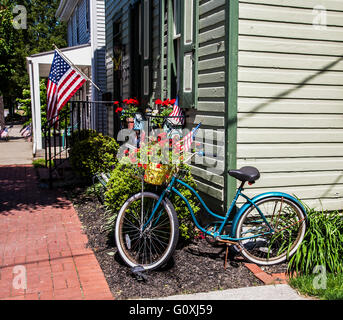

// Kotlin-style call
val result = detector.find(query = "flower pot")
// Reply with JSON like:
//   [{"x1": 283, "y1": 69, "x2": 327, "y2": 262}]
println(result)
[{"x1": 126, "y1": 118, "x2": 134, "y2": 129}]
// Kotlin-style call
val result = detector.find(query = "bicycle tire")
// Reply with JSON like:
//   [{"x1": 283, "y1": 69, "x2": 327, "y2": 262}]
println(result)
[
  {"x1": 235, "y1": 196, "x2": 306, "y2": 266},
  {"x1": 114, "y1": 192, "x2": 179, "y2": 270}
]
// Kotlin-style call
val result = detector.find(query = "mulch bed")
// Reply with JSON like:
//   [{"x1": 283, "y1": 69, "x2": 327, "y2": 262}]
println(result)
[{"x1": 65, "y1": 187, "x2": 289, "y2": 300}]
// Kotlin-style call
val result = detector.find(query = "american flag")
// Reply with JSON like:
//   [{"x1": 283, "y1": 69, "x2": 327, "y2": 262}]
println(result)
[
  {"x1": 168, "y1": 97, "x2": 184, "y2": 125},
  {"x1": 47, "y1": 50, "x2": 86, "y2": 124},
  {"x1": 174, "y1": 123, "x2": 201, "y2": 153}
]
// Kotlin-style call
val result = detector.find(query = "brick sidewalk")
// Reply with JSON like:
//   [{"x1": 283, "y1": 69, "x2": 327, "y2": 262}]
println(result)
[{"x1": 0, "y1": 165, "x2": 113, "y2": 300}]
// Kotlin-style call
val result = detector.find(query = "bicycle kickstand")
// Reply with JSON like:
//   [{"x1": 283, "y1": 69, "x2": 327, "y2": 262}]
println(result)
[
  {"x1": 218, "y1": 239, "x2": 241, "y2": 270},
  {"x1": 224, "y1": 244, "x2": 229, "y2": 270}
]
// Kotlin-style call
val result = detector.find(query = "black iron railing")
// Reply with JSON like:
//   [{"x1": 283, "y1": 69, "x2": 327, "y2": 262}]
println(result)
[{"x1": 43, "y1": 100, "x2": 112, "y2": 188}]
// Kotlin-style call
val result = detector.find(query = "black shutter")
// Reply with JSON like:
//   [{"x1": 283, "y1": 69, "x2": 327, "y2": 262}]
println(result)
[
  {"x1": 179, "y1": 0, "x2": 197, "y2": 109},
  {"x1": 141, "y1": 0, "x2": 152, "y2": 104}
]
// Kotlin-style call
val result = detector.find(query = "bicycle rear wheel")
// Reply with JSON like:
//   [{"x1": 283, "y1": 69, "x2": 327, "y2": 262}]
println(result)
[
  {"x1": 235, "y1": 196, "x2": 306, "y2": 265},
  {"x1": 114, "y1": 192, "x2": 179, "y2": 270}
]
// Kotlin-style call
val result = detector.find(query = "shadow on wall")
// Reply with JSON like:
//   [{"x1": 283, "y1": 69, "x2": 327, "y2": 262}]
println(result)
[{"x1": 236, "y1": 55, "x2": 343, "y2": 202}]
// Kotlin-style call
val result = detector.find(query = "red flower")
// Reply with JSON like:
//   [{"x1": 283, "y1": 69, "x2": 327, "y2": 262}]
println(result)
[
  {"x1": 162, "y1": 99, "x2": 170, "y2": 106},
  {"x1": 165, "y1": 174, "x2": 170, "y2": 179},
  {"x1": 124, "y1": 149, "x2": 129, "y2": 155},
  {"x1": 143, "y1": 164, "x2": 147, "y2": 170},
  {"x1": 155, "y1": 99, "x2": 163, "y2": 105},
  {"x1": 129, "y1": 98, "x2": 139, "y2": 105},
  {"x1": 123, "y1": 99, "x2": 130, "y2": 104},
  {"x1": 156, "y1": 164, "x2": 161, "y2": 168},
  {"x1": 138, "y1": 163, "x2": 142, "y2": 167},
  {"x1": 113, "y1": 101, "x2": 120, "y2": 105},
  {"x1": 169, "y1": 99, "x2": 176, "y2": 105},
  {"x1": 115, "y1": 107, "x2": 123, "y2": 113}
]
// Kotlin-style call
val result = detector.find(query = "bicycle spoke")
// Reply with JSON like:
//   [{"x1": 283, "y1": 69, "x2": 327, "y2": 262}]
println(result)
[
  {"x1": 237, "y1": 197, "x2": 305, "y2": 264},
  {"x1": 116, "y1": 193, "x2": 177, "y2": 269}
]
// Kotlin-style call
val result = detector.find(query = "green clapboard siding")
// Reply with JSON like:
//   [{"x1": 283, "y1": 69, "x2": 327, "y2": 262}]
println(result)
[{"x1": 237, "y1": 0, "x2": 343, "y2": 211}]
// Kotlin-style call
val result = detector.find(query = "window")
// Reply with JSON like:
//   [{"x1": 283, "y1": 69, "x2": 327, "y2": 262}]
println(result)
[
  {"x1": 86, "y1": 0, "x2": 90, "y2": 32},
  {"x1": 130, "y1": 0, "x2": 152, "y2": 104},
  {"x1": 130, "y1": 3, "x2": 142, "y2": 100},
  {"x1": 113, "y1": 20, "x2": 122, "y2": 102}
]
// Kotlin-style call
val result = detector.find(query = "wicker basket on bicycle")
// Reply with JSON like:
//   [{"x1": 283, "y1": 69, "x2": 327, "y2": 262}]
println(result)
[{"x1": 144, "y1": 163, "x2": 174, "y2": 186}]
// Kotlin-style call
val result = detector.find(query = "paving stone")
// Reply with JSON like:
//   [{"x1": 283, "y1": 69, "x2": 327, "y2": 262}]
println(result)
[{"x1": 0, "y1": 165, "x2": 113, "y2": 300}]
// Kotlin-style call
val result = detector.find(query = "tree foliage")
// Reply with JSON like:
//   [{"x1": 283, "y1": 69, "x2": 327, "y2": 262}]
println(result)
[
  {"x1": 0, "y1": 0, "x2": 67, "y2": 101},
  {"x1": 0, "y1": 3, "x2": 16, "y2": 97}
]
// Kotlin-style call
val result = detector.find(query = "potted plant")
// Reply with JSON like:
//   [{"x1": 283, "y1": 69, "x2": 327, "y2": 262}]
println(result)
[
  {"x1": 150, "y1": 98, "x2": 176, "y2": 128},
  {"x1": 115, "y1": 98, "x2": 139, "y2": 129}
]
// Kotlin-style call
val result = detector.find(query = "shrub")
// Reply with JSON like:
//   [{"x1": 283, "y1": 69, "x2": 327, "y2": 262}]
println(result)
[
  {"x1": 103, "y1": 164, "x2": 143, "y2": 232},
  {"x1": 69, "y1": 129, "x2": 98, "y2": 149},
  {"x1": 69, "y1": 132, "x2": 119, "y2": 179},
  {"x1": 288, "y1": 205, "x2": 343, "y2": 275},
  {"x1": 32, "y1": 158, "x2": 54, "y2": 168},
  {"x1": 103, "y1": 163, "x2": 200, "y2": 242},
  {"x1": 169, "y1": 166, "x2": 200, "y2": 241}
]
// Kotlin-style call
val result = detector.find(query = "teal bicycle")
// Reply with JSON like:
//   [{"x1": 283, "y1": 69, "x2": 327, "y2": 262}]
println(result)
[{"x1": 114, "y1": 153, "x2": 307, "y2": 271}]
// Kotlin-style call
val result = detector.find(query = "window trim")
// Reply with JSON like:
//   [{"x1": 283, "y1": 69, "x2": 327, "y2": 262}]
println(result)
[{"x1": 224, "y1": 0, "x2": 239, "y2": 212}]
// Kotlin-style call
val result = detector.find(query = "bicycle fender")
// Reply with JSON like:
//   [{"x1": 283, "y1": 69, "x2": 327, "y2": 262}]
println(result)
[{"x1": 230, "y1": 192, "x2": 307, "y2": 237}]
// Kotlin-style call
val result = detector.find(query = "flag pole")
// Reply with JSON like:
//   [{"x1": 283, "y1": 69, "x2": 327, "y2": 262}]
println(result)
[{"x1": 53, "y1": 44, "x2": 103, "y2": 93}]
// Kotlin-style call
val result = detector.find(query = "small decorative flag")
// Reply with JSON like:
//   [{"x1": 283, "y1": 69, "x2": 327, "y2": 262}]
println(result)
[
  {"x1": 1, "y1": 127, "x2": 8, "y2": 139},
  {"x1": 47, "y1": 50, "x2": 86, "y2": 124},
  {"x1": 174, "y1": 123, "x2": 201, "y2": 153},
  {"x1": 168, "y1": 97, "x2": 184, "y2": 126}
]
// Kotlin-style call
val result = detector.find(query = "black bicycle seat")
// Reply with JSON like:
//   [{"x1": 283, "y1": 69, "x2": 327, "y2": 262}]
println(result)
[{"x1": 228, "y1": 166, "x2": 260, "y2": 183}]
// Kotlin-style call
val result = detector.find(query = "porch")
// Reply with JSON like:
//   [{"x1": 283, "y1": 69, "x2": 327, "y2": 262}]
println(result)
[{"x1": 26, "y1": 44, "x2": 92, "y2": 156}]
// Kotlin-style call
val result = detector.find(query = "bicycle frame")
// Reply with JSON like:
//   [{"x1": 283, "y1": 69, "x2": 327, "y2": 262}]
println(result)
[{"x1": 143, "y1": 175, "x2": 307, "y2": 242}]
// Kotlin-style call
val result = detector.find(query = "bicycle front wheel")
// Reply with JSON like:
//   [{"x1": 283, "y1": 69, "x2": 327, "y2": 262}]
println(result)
[
  {"x1": 235, "y1": 196, "x2": 306, "y2": 265},
  {"x1": 114, "y1": 192, "x2": 179, "y2": 270}
]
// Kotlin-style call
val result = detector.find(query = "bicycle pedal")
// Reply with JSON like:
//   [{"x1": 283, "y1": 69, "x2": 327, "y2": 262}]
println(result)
[{"x1": 131, "y1": 266, "x2": 147, "y2": 282}]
